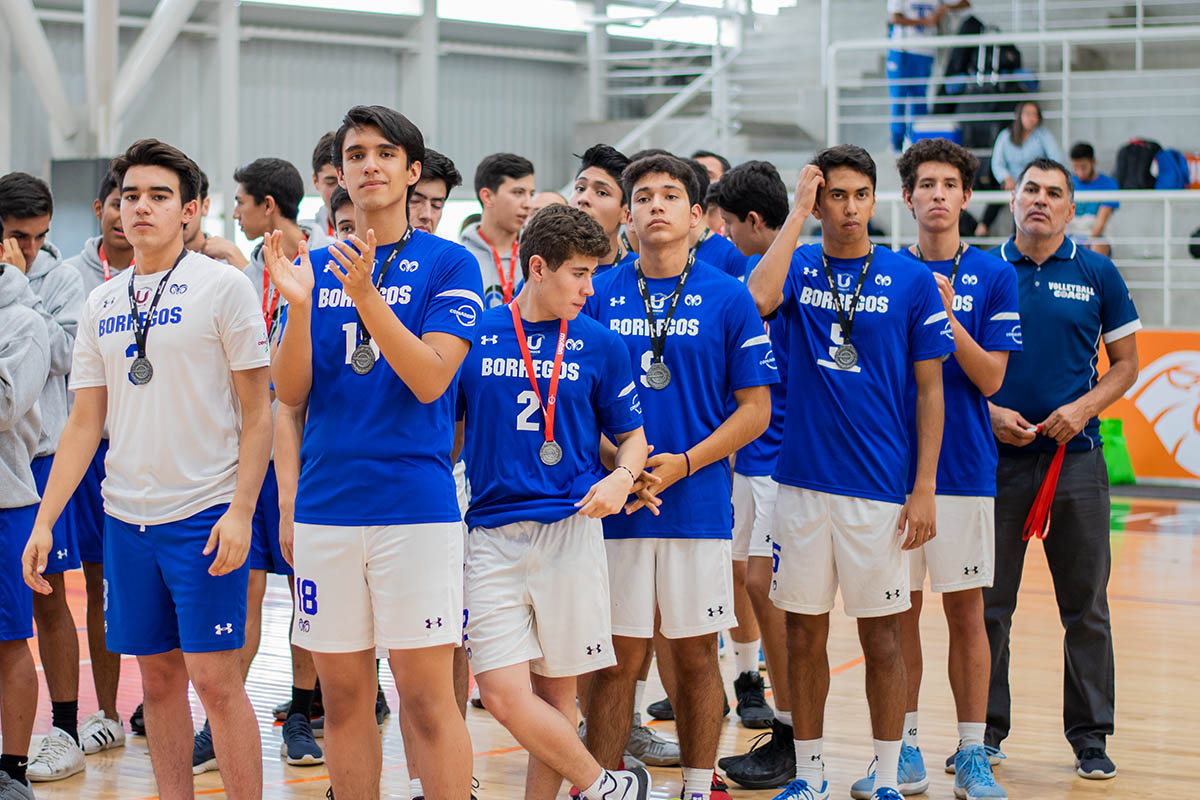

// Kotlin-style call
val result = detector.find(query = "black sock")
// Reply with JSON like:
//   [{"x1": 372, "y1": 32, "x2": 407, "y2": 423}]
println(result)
[
  {"x1": 291, "y1": 686, "x2": 315, "y2": 721},
  {"x1": 0, "y1": 753, "x2": 29, "y2": 785},
  {"x1": 51, "y1": 700, "x2": 80, "y2": 745}
]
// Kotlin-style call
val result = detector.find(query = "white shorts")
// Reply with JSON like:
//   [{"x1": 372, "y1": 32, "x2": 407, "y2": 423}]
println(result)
[
  {"x1": 606, "y1": 537, "x2": 736, "y2": 639},
  {"x1": 770, "y1": 486, "x2": 910, "y2": 618},
  {"x1": 909, "y1": 495, "x2": 994, "y2": 592},
  {"x1": 465, "y1": 514, "x2": 615, "y2": 678},
  {"x1": 732, "y1": 474, "x2": 779, "y2": 561},
  {"x1": 292, "y1": 521, "x2": 464, "y2": 652}
]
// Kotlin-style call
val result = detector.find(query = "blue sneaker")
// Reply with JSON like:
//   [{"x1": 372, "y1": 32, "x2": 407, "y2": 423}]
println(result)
[
  {"x1": 192, "y1": 720, "x2": 217, "y2": 775},
  {"x1": 849, "y1": 744, "x2": 929, "y2": 798},
  {"x1": 280, "y1": 712, "x2": 324, "y2": 766},
  {"x1": 945, "y1": 745, "x2": 1005, "y2": 774},
  {"x1": 770, "y1": 778, "x2": 830, "y2": 800},
  {"x1": 871, "y1": 790, "x2": 903, "y2": 800},
  {"x1": 954, "y1": 745, "x2": 1008, "y2": 798}
]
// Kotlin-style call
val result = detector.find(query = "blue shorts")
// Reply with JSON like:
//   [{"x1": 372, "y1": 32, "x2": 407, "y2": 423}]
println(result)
[
  {"x1": 67, "y1": 440, "x2": 108, "y2": 564},
  {"x1": 103, "y1": 504, "x2": 249, "y2": 655},
  {"x1": 31, "y1": 455, "x2": 81, "y2": 575},
  {"x1": 249, "y1": 463, "x2": 291, "y2": 575},
  {"x1": 0, "y1": 505, "x2": 37, "y2": 641}
]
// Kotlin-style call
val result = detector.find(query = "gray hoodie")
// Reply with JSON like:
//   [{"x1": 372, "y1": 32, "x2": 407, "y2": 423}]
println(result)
[
  {"x1": 65, "y1": 235, "x2": 132, "y2": 299},
  {"x1": 460, "y1": 222, "x2": 520, "y2": 310},
  {"x1": 242, "y1": 223, "x2": 334, "y2": 335},
  {"x1": 0, "y1": 264, "x2": 51, "y2": 508},
  {"x1": 22, "y1": 243, "x2": 85, "y2": 456}
]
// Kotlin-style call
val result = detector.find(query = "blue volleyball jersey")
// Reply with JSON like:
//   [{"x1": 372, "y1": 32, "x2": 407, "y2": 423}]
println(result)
[
  {"x1": 899, "y1": 246, "x2": 1022, "y2": 496},
  {"x1": 735, "y1": 255, "x2": 788, "y2": 477},
  {"x1": 287, "y1": 230, "x2": 484, "y2": 526},
  {"x1": 695, "y1": 231, "x2": 750, "y2": 280},
  {"x1": 989, "y1": 236, "x2": 1141, "y2": 454},
  {"x1": 774, "y1": 244, "x2": 955, "y2": 504},
  {"x1": 583, "y1": 259, "x2": 777, "y2": 539},
  {"x1": 458, "y1": 307, "x2": 643, "y2": 530}
]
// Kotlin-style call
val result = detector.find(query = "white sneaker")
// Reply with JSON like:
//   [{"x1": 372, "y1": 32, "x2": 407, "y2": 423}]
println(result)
[
  {"x1": 27, "y1": 727, "x2": 86, "y2": 782},
  {"x1": 79, "y1": 711, "x2": 126, "y2": 755}
]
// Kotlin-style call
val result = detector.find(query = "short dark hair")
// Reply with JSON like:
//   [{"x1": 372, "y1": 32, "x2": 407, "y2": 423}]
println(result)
[
  {"x1": 97, "y1": 171, "x2": 119, "y2": 205},
  {"x1": 622, "y1": 154, "x2": 700, "y2": 209},
  {"x1": 1017, "y1": 157, "x2": 1075, "y2": 200},
  {"x1": 198, "y1": 168, "x2": 209, "y2": 201},
  {"x1": 518, "y1": 204, "x2": 610, "y2": 279},
  {"x1": 474, "y1": 153, "x2": 534, "y2": 197},
  {"x1": 714, "y1": 160, "x2": 788, "y2": 229},
  {"x1": 0, "y1": 172, "x2": 54, "y2": 221},
  {"x1": 333, "y1": 105, "x2": 424, "y2": 170},
  {"x1": 1069, "y1": 142, "x2": 1095, "y2": 161},
  {"x1": 576, "y1": 144, "x2": 631, "y2": 204},
  {"x1": 628, "y1": 148, "x2": 672, "y2": 162},
  {"x1": 690, "y1": 149, "x2": 731, "y2": 173},
  {"x1": 812, "y1": 144, "x2": 877, "y2": 190},
  {"x1": 108, "y1": 138, "x2": 202, "y2": 205},
  {"x1": 419, "y1": 149, "x2": 463, "y2": 197},
  {"x1": 312, "y1": 131, "x2": 336, "y2": 175},
  {"x1": 685, "y1": 159, "x2": 711, "y2": 207},
  {"x1": 459, "y1": 213, "x2": 482, "y2": 234},
  {"x1": 896, "y1": 138, "x2": 979, "y2": 195},
  {"x1": 329, "y1": 186, "x2": 353, "y2": 216},
  {"x1": 234, "y1": 157, "x2": 306, "y2": 221}
]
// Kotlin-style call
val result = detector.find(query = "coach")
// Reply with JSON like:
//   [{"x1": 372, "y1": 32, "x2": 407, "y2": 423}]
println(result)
[{"x1": 985, "y1": 158, "x2": 1139, "y2": 781}]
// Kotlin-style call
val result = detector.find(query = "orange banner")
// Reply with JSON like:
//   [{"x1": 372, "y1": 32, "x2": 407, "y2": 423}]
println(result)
[{"x1": 1100, "y1": 330, "x2": 1200, "y2": 479}]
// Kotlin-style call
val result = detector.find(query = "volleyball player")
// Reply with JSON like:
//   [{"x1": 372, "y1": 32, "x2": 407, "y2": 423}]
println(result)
[{"x1": 462, "y1": 153, "x2": 535, "y2": 308}]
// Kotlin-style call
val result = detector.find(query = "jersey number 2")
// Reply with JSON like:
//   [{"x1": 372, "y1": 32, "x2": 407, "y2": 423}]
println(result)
[{"x1": 516, "y1": 390, "x2": 540, "y2": 431}]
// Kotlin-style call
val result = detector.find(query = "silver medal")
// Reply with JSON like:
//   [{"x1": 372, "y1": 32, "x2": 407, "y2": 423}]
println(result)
[
  {"x1": 834, "y1": 343, "x2": 858, "y2": 370},
  {"x1": 539, "y1": 440, "x2": 563, "y2": 466},
  {"x1": 129, "y1": 356, "x2": 154, "y2": 385},
  {"x1": 646, "y1": 361, "x2": 671, "y2": 390},
  {"x1": 350, "y1": 343, "x2": 377, "y2": 375}
]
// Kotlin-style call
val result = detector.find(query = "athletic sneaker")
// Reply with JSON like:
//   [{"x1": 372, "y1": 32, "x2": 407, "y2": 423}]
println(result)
[
  {"x1": 192, "y1": 721, "x2": 218, "y2": 774},
  {"x1": 273, "y1": 699, "x2": 292, "y2": 721},
  {"x1": 710, "y1": 771, "x2": 733, "y2": 800},
  {"x1": 129, "y1": 703, "x2": 145, "y2": 735},
  {"x1": 0, "y1": 773, "x2": 35, "y2": 800},
  {"x1": 27, "y1": 727, "x2": 86, "y2": 782},
  {"x1": 722, "y1": 718, "x2": 796, "y2": 789},
  {"x1": 733, "y1": 670, "x2": 773, "y2": 729},
  {"x1": 647, "y1": 695, "x2": 730, "y2": 722},
  {"x1": 79, "y1": 710, "x2": 125, "y2": 755},
  {"x1": 945, "y1": 745, "x2": 1005, "y2": 773},
  {"x1": 470, "y1": 685, "x2": 485, "y2": 709},
  {"x1": 953, "y1": 745, "x2": 1007, "y2": 798},
  {"x1": 768, "y1": 778, "x2": 829, "y2": 800},
  {"x1": 583, "y1": 768, "x2": 651, "y2": 800},
  {"x1": 280, "y1": 713, "x2": 324, "y2": 766},
  {"x1": 1074, "y1": 747, "x2": 1116, "y2": 780},
  {"x1": 376, "y1": 690, "x2": 391, "y2": 727},
  {"x1": 870, "y1": 790, "x2": 903, "y2": 800},
  {"x1": 849, "y1": 744, "x2": 929, "y2": 798},
  {"x1": 577, "y1": 719, "x2": 648, "y2": 770},
  {"x1": 626, "y1": 713, "x2": 681, "y2": 766}
]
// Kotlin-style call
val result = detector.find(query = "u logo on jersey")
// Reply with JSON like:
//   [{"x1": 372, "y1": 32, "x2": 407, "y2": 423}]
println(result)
[
  {"x1": 526, "y1": 334, "x2": 544, "y2": 352},
  {"x1": 836, "y1": 273, "x2": 853, "y2": 290}
]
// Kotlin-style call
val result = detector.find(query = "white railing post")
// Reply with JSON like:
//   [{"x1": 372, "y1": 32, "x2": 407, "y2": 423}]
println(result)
[
  {"x1": 890, "y1": 199, "x2": 902, "y2": 252},
  {"x1": 587, "y1": 0, "x2": 607, "y2": 121},
  {"x1": 820, "y1": 0, "x2": 830, "y2": 88},
  {"x1": 713, "y1": 12, "x2": 729, "y2": 154},
  {"x1": 1135, "y1": 0, "x2": 1144, "y2": 71},
  {"x1": 1038, "y1": 0, "x2": 1046, "y2": 69},
  {"x1": 826, "y1": 47, "x2": 838, "y2": 145},
  {"x1": 1163, "y1": 197, "x2": 1172, "y2": 327},
  {"x1": 1060, "y1": 40, "x2": 1071, "y2": 151}
]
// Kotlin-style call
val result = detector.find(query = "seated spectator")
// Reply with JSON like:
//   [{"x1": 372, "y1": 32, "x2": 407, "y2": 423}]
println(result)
[
  {"x1": 979, "y1": 100, "x2": 1064, "y2": 237},
  {"x1": 1068, "y1": 142, "x2": 1119, "y2": 256}
]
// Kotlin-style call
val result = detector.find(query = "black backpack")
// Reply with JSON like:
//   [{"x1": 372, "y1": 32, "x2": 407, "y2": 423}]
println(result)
[{"x1": 1115, "y1": 139, "x2": 1162, "y2": 189}]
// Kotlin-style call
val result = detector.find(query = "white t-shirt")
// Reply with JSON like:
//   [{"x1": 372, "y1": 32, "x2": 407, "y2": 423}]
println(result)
[
  {"x1": 70, "y1": 251, "x2": 270, "y2": 525},
  {"x1": 888, "y1": 0, "x2": 947, "y2": 56}
]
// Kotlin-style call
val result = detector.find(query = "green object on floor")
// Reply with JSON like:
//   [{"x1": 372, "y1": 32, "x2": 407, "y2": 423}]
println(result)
[{"x1": 1101, "y1": 417, "x2": 1136, "y2": 485}]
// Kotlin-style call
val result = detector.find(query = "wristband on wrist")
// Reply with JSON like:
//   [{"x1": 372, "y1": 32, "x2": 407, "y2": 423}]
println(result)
[
  {"x1": 615, "y1": 464, "x2": 636, "y2": 483},
  {"x1": 683, "y1": 450, "x2": 692, "y2": 477}
]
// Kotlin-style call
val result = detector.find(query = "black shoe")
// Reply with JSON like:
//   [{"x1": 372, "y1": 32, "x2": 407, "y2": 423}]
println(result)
[
  {"x1": 129, "y1": 703, "x2": 146, "y2": 736},
  {"x1": 647, "y1": 697, "x2": 674, "y2": 720},
  {"x1": 722, "y1": 718, "x2": 796, "y2": 789},
  {"x1": 1075, "y1": 747, "x2": 1116, "y2": 779},
  {"x1": 375, "y1": 690, "x2": 391, "y2": 728},
  {"x1": 325, "y1": 787, "x2": 335, "y2": 800},
  {"x1": 733, "y1": 670, "x2": 773, "y2": 729}
]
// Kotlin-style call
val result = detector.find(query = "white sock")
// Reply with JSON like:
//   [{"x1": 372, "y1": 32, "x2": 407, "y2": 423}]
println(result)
[
  {"x1": 873, "y1": 739, "x2": 902, "y2": 792},
  {"x1": 582, "y1": 769, "x2": 614, "y2": 800},
  {"x1": 957, "y1": 721, "x2": 987, "y2": 750},
  {"x1": 793, "y1": 738, "x2": 824, "y2": 787},
  {"x1": 776, "y1": 709, "x2": 793, "y2": 727},
  {"x1": 633, "y1": 679, "x2": 647, "y2": 718},
  {"x1": 903, "y1": 711, "x2": 919, "y2": 748},
  {"x1": 409, "y1": 778, "x2": 424, "y2": 800},
  {"x1": 682, "y1": 767, "x2": 710, "y2": 800},
  {"x1": 733, "y1": 639, "x2": 760, "y2": 676}
]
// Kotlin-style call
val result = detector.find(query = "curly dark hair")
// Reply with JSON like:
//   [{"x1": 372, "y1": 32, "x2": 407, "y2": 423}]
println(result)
[
  {"x1": 518, "y1": 204, "x2": 611, "y2": 279},
  {"x1": 896, "y1": 138, "x2": 980, "y2": 196}
]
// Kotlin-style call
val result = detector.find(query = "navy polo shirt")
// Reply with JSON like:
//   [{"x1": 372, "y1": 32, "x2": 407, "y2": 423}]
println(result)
[{"x1": 989, "y1": 236, "x2": 1141, "y2": 455}]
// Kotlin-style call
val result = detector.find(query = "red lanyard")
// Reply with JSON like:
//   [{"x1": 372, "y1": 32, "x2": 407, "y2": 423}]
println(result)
[
  {"x1": 479, "y1": 230, "x2": 519, "y2": 304},
  {"x1": 326, "y1": 217, "x2": 334, "y2": 237},
  {"x1": 98, "y1": 243, "x2": 131, "y2": 281},
  {"x1": 262, "y1": 237, "x2": 306, "y2": 332},
  {"x1": 510, "y1": 302, "x2": 567, "y2": 447},
  {"x1": 1023, "y1": 430, "x2": 1067, "y2": 540}
]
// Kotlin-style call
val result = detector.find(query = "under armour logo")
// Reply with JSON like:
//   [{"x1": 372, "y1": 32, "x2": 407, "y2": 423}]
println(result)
[
  {"x1": 810, "y1": 754, "x2": 823, "y2": 762},
  {"x1": 214, "y1": 623, "x2": 233, "y2": 635},
  {"x1": 707, "y1": 605, "x2": 724, "y2": 617},
  {"x1": 56, "y1": 549, "x2": 68, "y2": 560},
  {"x1": 764, "y1": 534, "x2": 772, "y2": 543},
  {"x1": 480, "y1": 334, "x2": 498, "y2": 345},
  {"x1": 586, "y1": 643, "x2": 603, "y2": 655},
  {"x1": 425, "y1": 617, "x2": 443, "y2": 629},
  {"x1": 884, "y1": 589, "x2": 902, "y2": 600},
  {"x1": 803, "y1": 266, "x2": 819, "y2": 277},
  {"x1": 964, "y1": 565, "x2": 979, "y2": 575},
  {"x1": 610, "y1": 296, "x2": 626, "y2": 306}
]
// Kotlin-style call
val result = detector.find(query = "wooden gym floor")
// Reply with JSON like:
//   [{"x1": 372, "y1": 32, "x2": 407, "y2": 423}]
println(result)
[{"x1": 24, "y1": 495, "x2": 1195, "y2": 799}]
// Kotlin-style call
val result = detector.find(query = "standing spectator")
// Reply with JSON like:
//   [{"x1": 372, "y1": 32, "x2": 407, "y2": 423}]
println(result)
[
  {"x1": 887, "y1": 1, "x2": 971, "y2": 152},
  {"x1": 1068, "y1": 143, "x2": 1119, "y2": 256},
  {"x1": 986, "y1": 158, "x2": 1139, "y2": 782}
]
